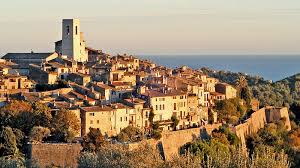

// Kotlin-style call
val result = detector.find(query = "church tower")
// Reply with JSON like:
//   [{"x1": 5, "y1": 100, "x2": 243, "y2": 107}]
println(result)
[{"x1": 61, "y1": 19, "x2": 88, "y2": 62}]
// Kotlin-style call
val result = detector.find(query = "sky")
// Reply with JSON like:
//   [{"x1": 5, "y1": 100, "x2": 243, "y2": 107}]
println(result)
[{"x1": 0, "y1": 0, "x2": 300, "y2": 56}]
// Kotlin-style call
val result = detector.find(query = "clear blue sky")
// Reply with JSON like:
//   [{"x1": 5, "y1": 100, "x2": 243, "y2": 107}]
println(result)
[{"x1": 0, "y1": 0, "x2": 300, "y2": 56}]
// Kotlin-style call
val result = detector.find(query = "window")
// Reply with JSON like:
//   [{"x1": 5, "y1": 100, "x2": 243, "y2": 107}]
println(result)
[
  {"x1": 125, "y1": 117, "x2": 128, "y2": 121},
  {"x1": 156, "y1": 105, "x2": 158, "y2": 110},
  {"x1": 120, "y1": 117, "x2": 122, "y2": 122},
  {"x1": 159, "y1": 98, "x2": 165, "y2": 101},
  {"x1": 160, "y1": 115, "x2": 163, "y2": 121},
  {"x1": 75, "y1": 26, "x2": 78, "y2": 35},
  {"x1": 66, "y1": 26, "x2": 70, "y2": 35},
  {"x1": 97, "y1": 120, "x2": 100, "y2": 124},
  {"x1": 160, "y1": 105, "x2": 162, "y2": 110},
  {"x1": 163, "y1": 104, "x2": 165, "y2": 110},
  {"x1": 174, "y1": 103, "x2": 177, "y2": 110},
  {"x1": 90, "y1": 120, "x2": 93, "y2": 124},
  {"x1": 89, "y1": 113, "x2": 95, "y2": 116}
]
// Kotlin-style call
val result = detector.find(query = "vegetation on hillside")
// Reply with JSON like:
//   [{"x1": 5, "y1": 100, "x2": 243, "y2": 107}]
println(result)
[
  {"x1": 202, "y1": 67, "x2": 300, "y2": 123},
  {"x1": 246, "y1": 120, "x2": 300, "y2": 167},
  {"x1": 0, "y1": 100, "x2": 80, "y2": 167},
  {"x1": 78, "y1": 125, "x2": 290, "y2": 168}
]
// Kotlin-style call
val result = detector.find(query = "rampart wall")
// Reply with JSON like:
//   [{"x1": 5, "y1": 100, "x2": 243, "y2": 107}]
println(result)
[{"x1": 27, "y1": 143, "x2": 81, "y2": 168}]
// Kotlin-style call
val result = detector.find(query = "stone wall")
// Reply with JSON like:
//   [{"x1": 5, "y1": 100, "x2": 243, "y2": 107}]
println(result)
[
  {"x1": 161, "y1": 124, "x2": 221, "y2": 160},
  {"x1": 27, "y1": 143, "x2": 82, "y2": 168},
  {"x1": 234, "y1": 108, "x2": 266, "y2": 146},
  {"x1": 234, "y1": 107, "x2": 291, "y2": 146},
  {"x1": 127, "y1": 124, "x2": 221, "y2": 160},
  {"x1": 266, "y1": 107, "x2": 291, "y2": 131}
]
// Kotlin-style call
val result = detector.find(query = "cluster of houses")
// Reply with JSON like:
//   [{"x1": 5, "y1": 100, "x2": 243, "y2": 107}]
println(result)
[{"x1": 0, "y1": 19, "x2": 237, "y2": 137}]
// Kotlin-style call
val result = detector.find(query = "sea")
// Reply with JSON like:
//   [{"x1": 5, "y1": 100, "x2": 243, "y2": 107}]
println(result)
[{"x1": 139, "y1": 55, "x2": 300, "y2": 82}]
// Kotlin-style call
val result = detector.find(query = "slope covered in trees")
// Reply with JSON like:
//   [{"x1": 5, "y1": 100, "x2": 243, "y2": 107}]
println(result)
[{"x1": 201, "y1": 67, "x2": 300, "y2": 123}]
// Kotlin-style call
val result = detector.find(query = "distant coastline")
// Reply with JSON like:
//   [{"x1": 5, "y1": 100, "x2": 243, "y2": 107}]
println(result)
[{"x1": 139, "y1": 55, "x2": 300, "y2": 81}]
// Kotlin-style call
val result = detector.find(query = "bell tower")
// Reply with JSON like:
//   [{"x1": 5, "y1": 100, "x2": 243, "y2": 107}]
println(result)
[{"x1": 62, "y1": 19, "x2": 88, "y2": 62}]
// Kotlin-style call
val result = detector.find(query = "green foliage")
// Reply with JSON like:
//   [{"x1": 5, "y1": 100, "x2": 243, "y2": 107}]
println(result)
[
  {"x1": 29, "y1": 126, "x2": 51, "y2": 142},
  {"x1": 152, "y1": 122, "x2": 160, "y2": 130},
  {"x1": 215, "y1": 98, "x2": 247, "y2": 124},
  {"x1": 78, "y1": 144, "x2": 163, "y2": 168},
  {"x1": 149, "y1": 109, "x2": 155, "y2": 126},
  {"x1": 152, "y1": 130, "x2": 162, "y2": 140},
  {"x1": 213, "y1": 126, "x2": 240, "y2": 145},
  {"x1": 171, "y1": 115, "x2": 179, "y2": 130},
  {"x1": 208, "y1": 108, "x2": 215, "y2": 124},
  {"x1": 51, "y1": 109, "x2": 80, "y2": 142},
  {"x1": 117, "y1": 126, "x2": 143, "y2": 143},
  {"x1": 240, "y1": 87, "x2": 252, "y2": 107},
  {"x1": 246, "y1": 122, "x2": 300, "y2": 167},
  {"x1": 82, "y1": 128, "x2": 105, "y2": 152},
  {"x1": 78, "y1": 137, "x2": 290, "y2": 168},
  {"x1": 0, "y1": 156, "x2": 25, "y2": 168},
  {"x1": 0, "y1": 101, "x2": 52, "y2": 135},
  {"x1": 203, "y1": 67, "x2": 300, "y2": 116},
  {"x1": 180, "y1": 139, "x2": 289, "y2": 168},
  {"x1": 11, "y1": 128, "x2": 24, "y2": 154},
  {"x1": 0, "y1": 127, "x2": 18, "y2": 157}
]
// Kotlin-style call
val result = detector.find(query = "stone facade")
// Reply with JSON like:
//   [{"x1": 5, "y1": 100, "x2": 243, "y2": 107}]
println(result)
[{"x1": 234, "y1": 106, "x2": 291, "y2": 146}]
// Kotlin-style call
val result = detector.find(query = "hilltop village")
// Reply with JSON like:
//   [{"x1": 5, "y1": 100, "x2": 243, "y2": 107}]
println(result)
[
  {"x1": 0, "y1": 19, "x2": 293, "y2": 167},
  {"x1": 1, "y1": 19, "x2": 240, "y2": 135}
]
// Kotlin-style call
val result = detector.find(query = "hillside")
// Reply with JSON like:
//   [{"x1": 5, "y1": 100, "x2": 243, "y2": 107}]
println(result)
[{"x1": 201, "y1": 67, "x2": 300, "y2": 107}]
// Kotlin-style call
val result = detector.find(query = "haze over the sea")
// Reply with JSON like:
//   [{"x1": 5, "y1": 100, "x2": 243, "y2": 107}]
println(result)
[{"x1": 139, "y1": 55, "x2": 300, "y2": 82}]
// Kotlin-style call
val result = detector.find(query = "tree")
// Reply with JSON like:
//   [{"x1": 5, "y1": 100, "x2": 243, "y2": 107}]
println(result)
[
  {"x1": 241, "y1": 87, "x2": 251, "y2": 107},
  {"x1": 78, "y1": 144, "x2": 164, "y2": 168},
  {"x1": 12, "y1": 128, "x2": 24, "y2": 154},
  {"x1": 0, "y1": 101, "x2": 52, "y2": 135},
  {"x1": 0, "y1": 126, "x2": 18, "y2": 156},
  {"x1": 31, "y1": 102, "x2": 52, "y2": 128},
  {"x1": 52, "y1": 109, "x2": 80, "y2": 142},
  {"x1": 0, "y1": 101, "x2": 32, "y2": 127},
  {"x1": 171, "y1": 116, "x2": 179, "y2": 130},
  {"x1": 82, "y1": 128, "x2": 105, "y2": 152},
  {"x1": 149, "y1": 109, "x2": 155, "y2": 127},
  {"x1": 236, "y1": 76, "x2": 248, "y2": 92},
  {"x1": 117, "y1": 126, "x2": 143, "y2": 143},
  {"x1": 288, "y1": 128, "x2": 300, "y2": 149},
  {"x1": 29, "y1": 126, "x2": 51, "y2": 142}
]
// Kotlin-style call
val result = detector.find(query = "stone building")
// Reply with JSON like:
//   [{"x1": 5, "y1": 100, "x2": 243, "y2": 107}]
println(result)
[
  {"x1": 2, "y1": 52, "x2": 58, "y2": 75},
  {"x1": 80, "y1": 103, "x2": 133, "y2": 136},
  {"x1": 139, "y1": 87, "x2": 189, "y2": 129},
  {"x1": 67, "y1": 73, "x2": 91, "y2": 86},
  {"x1": 215, "y1": 83, "x2": 237, "y2": 99}
]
